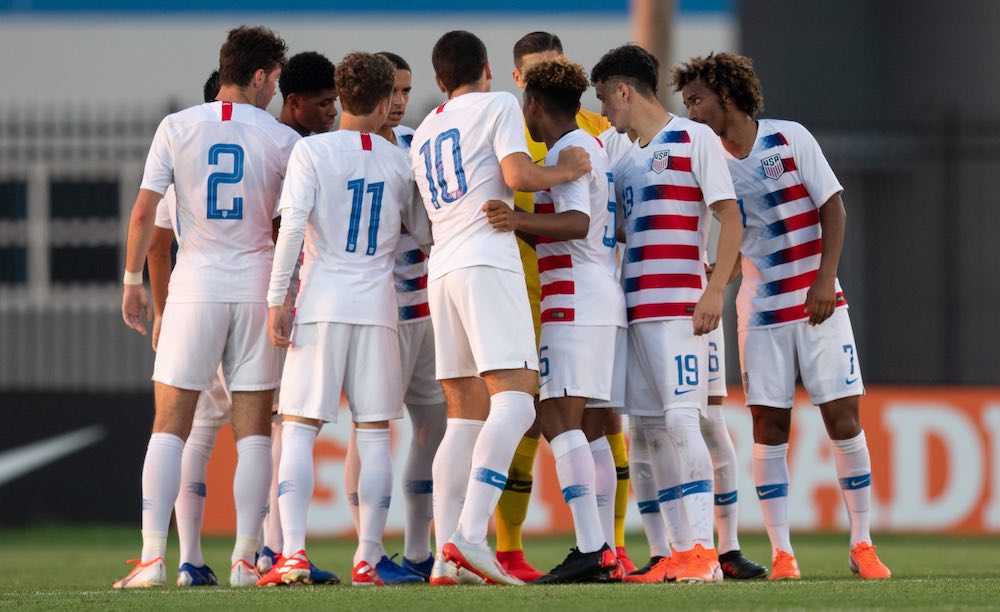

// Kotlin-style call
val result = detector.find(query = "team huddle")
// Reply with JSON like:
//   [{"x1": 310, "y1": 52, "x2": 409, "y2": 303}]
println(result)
[{"x1": 115, "y1": 24, "x2": 891, "y2": 589}]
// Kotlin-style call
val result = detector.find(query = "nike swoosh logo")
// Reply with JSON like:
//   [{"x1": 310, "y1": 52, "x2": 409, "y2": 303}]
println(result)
[
  {"x1": 708, "y1": 377, "x2": 721, "y2": 383},
  {"x1": 538, "y1": 379, "x2": 550, "y2": 387},
  {"x1": 758, "y1": 486, "x2": 781, "y2": 497},
  {"x1": 0, "y1": 425, "x2": 106, "y2": 487},
  {"x1": 680, "y1": 485, "x2": 700, "y2": 495},
  {"x1": 674, "y1": 388, "x2": 696, "y2": 396},
  {"x1": 849, "y1": 479, "x2": 867, "y2": 488},
  {"x1": 716, "y1": 492, "x2": 737, "y2": 504},
  {"x1": 845, "y1": 377, "x2": 859, "y2": 385}
]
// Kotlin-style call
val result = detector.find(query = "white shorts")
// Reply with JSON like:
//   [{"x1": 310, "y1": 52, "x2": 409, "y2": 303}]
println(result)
[
  {"x1": 279, "y1": 322, "x2": 404, "y2": 424},
  {"x1": 738, "y1": 308, "x2": 864, "y2": 409},
  {"x1": 429, "y1": 266, "x2": 538, "y2": 379},
  {"x1": 193, "y1": 367, "x2": 232, "y2": 427},
  {"x1": 706, "y1": 324, "x2": 727, "y2": 398},
  {"x1": 399, "y1": 319, "x2": 445, "y2": 406},
  {"x1": 153, "y1": 302, "x2": 280, "y2": 391},
  {"x1": 538, "y1": 324, "x2": 623, "y2": 404},
  {"x1": 623, "y1": 320, "x2": 708, "y2": 416},
  {"x1": 588, "y1": 326, "x2": 626, "y2": 409}
]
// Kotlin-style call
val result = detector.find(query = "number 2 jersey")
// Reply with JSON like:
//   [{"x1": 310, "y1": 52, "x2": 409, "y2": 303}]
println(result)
[
  {"x1": 140, "y1": 101, "x2": 300, "y2": 303},
  {"x1": 726, "y1": 119, "x2": 845, "y2": 331},
  {"x1": 410, "y1": 91, "x2": 529, "y2": 281}
]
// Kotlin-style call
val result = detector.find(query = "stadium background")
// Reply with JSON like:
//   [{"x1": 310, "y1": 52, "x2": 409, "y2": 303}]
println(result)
[{"x1": 1, "y1": 0, "x2": 998, "y2": 540}]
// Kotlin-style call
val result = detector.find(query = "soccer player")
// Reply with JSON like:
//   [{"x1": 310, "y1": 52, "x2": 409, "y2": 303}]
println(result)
[
  {"x1": 484, "y1": 57, "x2": 624, "y2": 584},
  {"x1": 339, "y1": 50, "x2": 442, "y2": 584},
  {"x1": 673, "y1": 51, "x2": 890, "y2": 580},
  {"x1": 591, "y1": 43, "x2": 743, "y2": 584},
  {"x1": 117, "y1": 26, "x2": 298, "y2": 589},
  {"x1": 411, "y1": 30, "x2": 590, "y2": 586},
  {"x1": 258, "y1": 51, "x2": 431, "y2": 588},
  {"x1": 495, "y1": 31, "x2": 635, "y2": 582}
]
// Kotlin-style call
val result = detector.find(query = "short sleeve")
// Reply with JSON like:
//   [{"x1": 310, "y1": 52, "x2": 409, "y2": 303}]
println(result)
[
  {"x1": 491, "y1": 93, "x2": 531, "y2": 163},
  {"x1": 277, "y1": 141, "x2": 318, "y2": 216},
  {"x1": 550, "y1": 173, "x2": 592, "y2": 217},
  {"x1": 154, "y1": 188, "x2": 173, "y2": 229},
  {"x1": 689, "y1": 126, "x2": 736, "y2": 207},
  {"x1": 139, "y1": 117, "x2": 174, "y2": 195},
  {"x1": 788, "y1": 122, "x2": 843, "y2": 207}
]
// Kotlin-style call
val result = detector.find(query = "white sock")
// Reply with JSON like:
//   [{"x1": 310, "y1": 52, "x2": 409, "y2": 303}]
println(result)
[
  {"x1": 831, "y1": 431, "x2": 873, "y2": 547},
  {"x1": 175, "y1": 425, "x2": 217, "y2": 566},
  {"x1": 355, "y1": 428, "x2": 393, "y2": 566},
  {"x1": 753, "y1": 442, "x2": 793, "y2": 555},
  {"x1": 404, "y1": 402, "x2": 446, "y2": 561},
  {"x1": 701, "y1": 405, "x2": 740, "y2": 554},
  {"x1": 458, "y1": 391, "x2": 536, "y2": 544},
  {"x1": 141, "y1": 432, "x2": 185, "y2": 562},
  {"x1": 233, "y1": 435, "x2": 271, "y2": 565},
  {"x1": 551, "y1": 430, "x2": 604, "y2": 553},
  {"x1": 344, "y1": 427, "x2": 361, "y2": 536},
  {"x1": 278, "y1": 421, "x2": 318, "y2": 557},
  {"x1": 262, "y1": 419, "x2": 283, "y2": 554},
  {"x1": 629, "y1": 419, "x2": 670, "y2": 557},
  {"x1": 590, "y1": 436, "x2": 617, "y2": 550},
  {"x1": 665, "y1": 408, "x2": 715, "y2": 549},
  {"x1": 639, "y1": 414, "x2": 691, "y2": 552},
  {"x1": 432, "y1": 418, "x2": 483, "y2": 554}
]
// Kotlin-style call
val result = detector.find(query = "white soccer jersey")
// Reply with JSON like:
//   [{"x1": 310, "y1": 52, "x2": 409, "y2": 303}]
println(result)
[
  {"x1": 140, "y1": 101, "x2": 299, "y2": 303},
  {"x1": 726, "y1": 119, "x2": 845, "y2": 330},
  {"x1": 410, "y1": 91, "x2": 529, "y2": 280},
  {"x1": 267, "y1": 130, "x2": 430, "y2": 329},
  {"x1": 154, "y1": 185, "x2": 175, "y2": 229},
  {"x1": 390, "y1": 124, "x2": 430, "y2": 324},
  {"x1": 616, "y1": 116, "x2": 736, "y2": 323},
  {"x1": 599, "y1": 126, "x2": 637, "y2": 179},
  {"x1": 535, "y1": 129, "x2": 625, "y2": 327}
]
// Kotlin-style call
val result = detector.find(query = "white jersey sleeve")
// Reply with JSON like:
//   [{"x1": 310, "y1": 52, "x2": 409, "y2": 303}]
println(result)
[
  {"x1": 154, "y1": 186, "x2": 174, "y2": 229},
  {"x1": 690, "y1": 124, "x2": 737, "y2": 207},
  {"x1": 140, "y1": 118, "x2": 174, "y2": 196},
  {"x1": 786, "y1": 121, "x2": 843, "y2": 207},
  {"x1": 492, "y1": 94, "x2": 531, "y2": 163}
]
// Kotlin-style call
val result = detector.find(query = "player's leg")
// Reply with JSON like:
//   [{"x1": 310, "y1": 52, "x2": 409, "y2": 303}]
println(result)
[
  {"x1": 495, "y1": 416, "x2": 542, "y2": 582},
  {"x1": 602, "y1": 410, "x2": 634, "y2": 572},
  {"x1": 582, "y1": 410, "x2": 616, "y2": 554},
  {"x1": 257, "y1": 412, "x2": 283, "y2": 575},
  {"x1": 344, "y1": 426, "x2": 361, "y2": 535},
  {"x1": 622, "y1": 415, "x2": 672, "y2": 583}
]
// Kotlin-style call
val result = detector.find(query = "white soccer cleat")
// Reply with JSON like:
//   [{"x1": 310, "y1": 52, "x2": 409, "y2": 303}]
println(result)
[
  {"x1": 429, "y1": 553, "x2": 486, "y2": 586},
  {"x1": 229, "y1": 559, "x2": 262, "y2": 587},
  {"x1": 112, "y1": 557, "x2": 166, "y2": 589},
  {"x1": 442, "y1": 532, "x2": 523, "y2": 586}
]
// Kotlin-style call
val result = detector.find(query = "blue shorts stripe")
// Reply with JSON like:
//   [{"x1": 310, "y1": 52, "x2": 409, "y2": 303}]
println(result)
[
  {"x1": 714, "y1": 491, "x2": 738, "y2": 506},
  {"x1": 839, "y1": 473, "x2": 872, "y2": 490},
  {"x1": 562, "y1": 484, "x2": 590, "y2": 503},
  {"x1": 638, "y1": 499, "x2": 660, "y2": 514},
  {"x1": 472, "y1": 467, "x2": 508, "y2": 491},
  {"x1": 756, "y1": 483, "x2": 789, "y2": 500}
]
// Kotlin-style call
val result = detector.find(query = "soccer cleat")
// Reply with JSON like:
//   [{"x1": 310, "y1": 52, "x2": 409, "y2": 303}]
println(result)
[
  {"x1": 675, "y1": 544, "x2": 723, "y2": 584},
  {"x1": 663, "y1": 548, "x2": 691, "y2": 582},
  {"x1": 429, "y1": 554, "x2": 486, "y2": 586},
  {"x1": 256, "y1": 550, "x2": 311, "y2": 586},
  {"x1": 177, "y1": 562, "x2": 218, "y2": 587},
  {"x1": 849, "y1": 541, "x2": 891, "y2": 580},
  {"x1": 616, "y1": 546, "x2": 637, "y2": 574},
  {"x1": 256, "y1": 546, "x2": 280, "y2": 575},
  {"x1": 113, "y1": 557, "x2": 166, "y2": 589},
  {"x1": 309, "y1": 561, "x2": 341, "y2": 585},
  {"x1": 352, "y1": 560, "x2": 384, "y2": 586},
  {"x1": 623, "y1": 555, "x2": 668, "y2": 583},
  {"x1": 443, "y1": 532, "x2": 524, "y2": 586},
  {"x1": 402, "y1": 554, "x2": 435, "y2": 581},
  {"x1": 534, "y1": 544, "x2": 621, "y2": 585},
  {"x1": 769, "y1": 549, "x2": 801, "y2": 581},
  {"x1": 719, "y1": 549, "x2": 768, "y2": 580},
  {"x1": 375, "y1": 554, "x2": 423, "y2": 584},
  {"x1": 496, "y1": 549, "x2": 543, "y2": 583},
  {"x1": 229, "y1": 559, "x2": 262, "y2": 587}
]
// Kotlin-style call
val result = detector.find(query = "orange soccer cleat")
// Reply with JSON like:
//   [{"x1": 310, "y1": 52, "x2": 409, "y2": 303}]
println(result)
[
  {"x1": 616, "y1": 547, "x2": 637, "y2": 575},
  {"x1": 849, "y1": 542, "x2": 891, "y2": 580},
  {"x1": 496, "y1": 550, "x2": 543, "y2": 584},
  {"x1": 623, "y1": 555, "x2": 669, "y2": 584},
  {"x1": 675, "y1": 544, "x2": 722, "y2": 584},
  {"x1": 769, "y1": 549, "x2": 801, "y2": 581}
]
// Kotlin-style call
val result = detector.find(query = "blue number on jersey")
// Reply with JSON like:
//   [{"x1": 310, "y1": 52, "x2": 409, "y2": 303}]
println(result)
[
  {"x1": 207, "y1": 144, "x2": 244, "y2": 220},
  {"x1": 345, "y1": 178, "x2": 385, "y2": 255},
  {"x1": 674, "y1": 354, "x2": 700, "y2": 387},
  {"x1": 418, "y1": 128, "x2": 467, "y2": 209},
  {"x1": 708, "y1": 341, "x2": 720, "y2": 373},
  {"x1": 622, "y1": 185, "x2": 634, "y2": 220},
  {"x1": 603, "y1": 172, "x2": 617, "y2": 248}
]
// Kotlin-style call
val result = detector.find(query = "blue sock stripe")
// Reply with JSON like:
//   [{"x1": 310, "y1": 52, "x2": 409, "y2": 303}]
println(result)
[
  {"x1": 679, "y1": 479, "x2": 713, "y2": 497},
  {"x1": 188, "y1": 481, "x2": 207, "y2": 498},
  {"x1": 638, "y1": 499, "x2": 660, "y2": 514},
  {"x1": 347, "y1": 492, "x2": 359, "y2": 507},
  {"x1": 595, "y1": 494, "x2": 610, "y2": 507},
  {"x1": 756, "y1": 483, "x2": 789, "y2": 499},
  {"x1": 277, "y1": 480, "x2": 295, "y2": 498},
  {"x1": 378, "y1": 495, "x2": 392, "y2": 509},
  {"x1": 472, "y1": 467, "x2": 508, "y2": 491},
  {"x1": 714, "y1": 490, "x2": 738, "y2": 506},
  {"x1": 839, "y1": 473, "x2": 872, "y2": 490},
  {"x1": 562, "y1": 484, "x2": 590, "y2": 503},
  {"x1": 405, "y1": 479, "x2": 434, "y2": 495},
  {"x1": 658, "y1": 485, "x2": 682, "y2": 502}
]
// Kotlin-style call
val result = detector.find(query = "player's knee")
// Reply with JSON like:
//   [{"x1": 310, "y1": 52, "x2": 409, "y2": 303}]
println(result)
[{"x1": 752, "y1": 410, "x2": 791, "y2": 445}]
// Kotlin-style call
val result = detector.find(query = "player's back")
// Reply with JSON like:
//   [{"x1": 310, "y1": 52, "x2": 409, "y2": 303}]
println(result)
[
  {"x1": 411, "y1": 91, "x2": 528, "y2": 281},
  {"x1": 142, "y1": 101, "x2": 299, "y2": 303}
]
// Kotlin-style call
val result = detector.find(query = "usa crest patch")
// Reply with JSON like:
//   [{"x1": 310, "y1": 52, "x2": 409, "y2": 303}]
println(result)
[
  {"x1": 651, "y1": 150, "x2": 670, "y2": 174},
  {"x1": 761, "y1": 153, "x2": 784, "y2": 180}
]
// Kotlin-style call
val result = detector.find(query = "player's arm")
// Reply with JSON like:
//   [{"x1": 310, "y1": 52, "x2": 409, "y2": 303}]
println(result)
[
  {"x1": 693, "y1": 198, "x2": 742, "y2": 335},
  {"x1": 483, "y1": 200, "x2": 588, "y2": 240},
  {"x1": 147, "y1": 225, "x2": 174, "y2": 351},
  {"x1": 500, "y1": 149, "x2": 591, "y2": 192},
  {"x1": 804, "y1": 192, "x2": 846, "y2": 325},
  {"x1": 122, "y1": 188, "x2": 162, "y2": 335}
]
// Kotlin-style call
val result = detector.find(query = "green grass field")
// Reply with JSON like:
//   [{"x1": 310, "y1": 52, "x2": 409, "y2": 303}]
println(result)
[{"x1": 1, "y1": 527, "x2": 998, "y2": 610}]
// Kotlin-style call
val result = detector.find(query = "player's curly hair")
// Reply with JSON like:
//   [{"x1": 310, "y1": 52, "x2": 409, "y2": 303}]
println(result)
[
  {"x1": 590, "y1": 44, "x2": 659, "y2": 97},
  {"x1": 524, "y1": 58, "x2": 588, "y2": 119},
  {"x1": 335, "y1": 52, "x2": 395, "y2": 115},
  {"x1": 671, "y1": 52, "x2": 764, "y2": 117},
  {"x1": 432, "y1": 30, "x2": 488, "y2": 93},
  {"x1": 218, "y1": 25, "x2": 287, "y2": 87},
  {"x1": 279, "y1": 52, "x2": 335, "y2": 100}
]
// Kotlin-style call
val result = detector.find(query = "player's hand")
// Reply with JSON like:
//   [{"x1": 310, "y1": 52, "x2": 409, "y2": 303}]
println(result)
[
  {"x1": 704, "y1": 262, "x2": 715, "y2": 281},
  {"x1": 151, "y1": 316, "x2": 162, "y2": 352},
  {"x1": 482, "y1": 200, "x2": 519, "y2": 232},
  {"x1": 557, "y1": 146, "x2": 592, "y2": 180},
  {"x1": 692, "y1": 287, "x2": 723, "y2": 336},
  {"x1": 268, "y1": 305, "x2": 292, "y2": 348},
  {"x1": 804, "y1": 273, "x2": 837, "y2": 325},
  {"x1": 122, "y1": 284, "x2": 151, "y2": 335}
]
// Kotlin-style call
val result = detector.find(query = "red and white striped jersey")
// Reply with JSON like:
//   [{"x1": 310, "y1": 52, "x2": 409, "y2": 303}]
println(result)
[
  {"x1": 390, "y1": 124, "x2": 430, "y2": 324},
  {"x1": 535, "y1": 129, "x2": 625, "y2": 327},
  {"x1": 726, "y1": 119, "x2": 845, "y2": 330},
  {"x1": 616, "y1": 116, "x2": 736, "y2": 323}
]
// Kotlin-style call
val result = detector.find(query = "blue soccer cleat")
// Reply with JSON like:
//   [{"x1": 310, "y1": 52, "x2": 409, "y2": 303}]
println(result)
[
  {"x1": 177, "y1": 562, "x2": 219, "y2": 587},
  {"x1": 375, "y1": 554, "x2": 424, "y2": 584},
  {"x1": 256, "y1": 546, "x2": 280, "y2": 575},
  {"x1": 310, "y1": 561, "x2": 341, "y2": 585},
  {"x1": 402, "y1": 554, "x2": 435, "y2": 581}
]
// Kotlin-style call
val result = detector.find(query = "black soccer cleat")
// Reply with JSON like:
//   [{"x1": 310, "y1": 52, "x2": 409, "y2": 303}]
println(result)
[
  {"x1": 719, "y1": 549, "x2": 768, "y2": 580},
  {"x1": 534, "y1": 544, "x2": 620, "y2": 585}
]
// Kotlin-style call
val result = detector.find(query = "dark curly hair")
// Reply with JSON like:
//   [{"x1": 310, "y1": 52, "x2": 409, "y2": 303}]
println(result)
[
  {"x1": 218, "y1": 25, "x2": 288, "y2": 87},
  {"x1": 432, "y1": 30, "x2": 488, "y2": 93},
  {"x1": 672, "y1": 52, "x2": 764, "y2": 117},
  {"x1": 203, "y1": 70, "x2": 220, "y2": 103},
  {"x1": 336, "y1": 52, "x2": 395, "y2": 115},
  {"x1": 590, "y1": 44, "x2": 659, "y2": 97},
  {"x1": 279, "y1": 51, "x2": 335, "y2": 100},
  {"x1": 524, "y1": 58, "x2": 588, "y2": 119},
  {"x1": 513, "y1": 31, "x2": 563, "y2": 71}
]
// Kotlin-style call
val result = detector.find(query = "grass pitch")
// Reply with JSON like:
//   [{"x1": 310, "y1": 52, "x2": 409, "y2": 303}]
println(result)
[{"x1": 0, "y1": 527, "x2": 997, "y2": 610}]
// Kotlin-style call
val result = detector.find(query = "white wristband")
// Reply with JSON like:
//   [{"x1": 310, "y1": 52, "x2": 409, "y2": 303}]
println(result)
[{"x1": 123, "y1": 270, "x2": 144, "y2": 285}]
